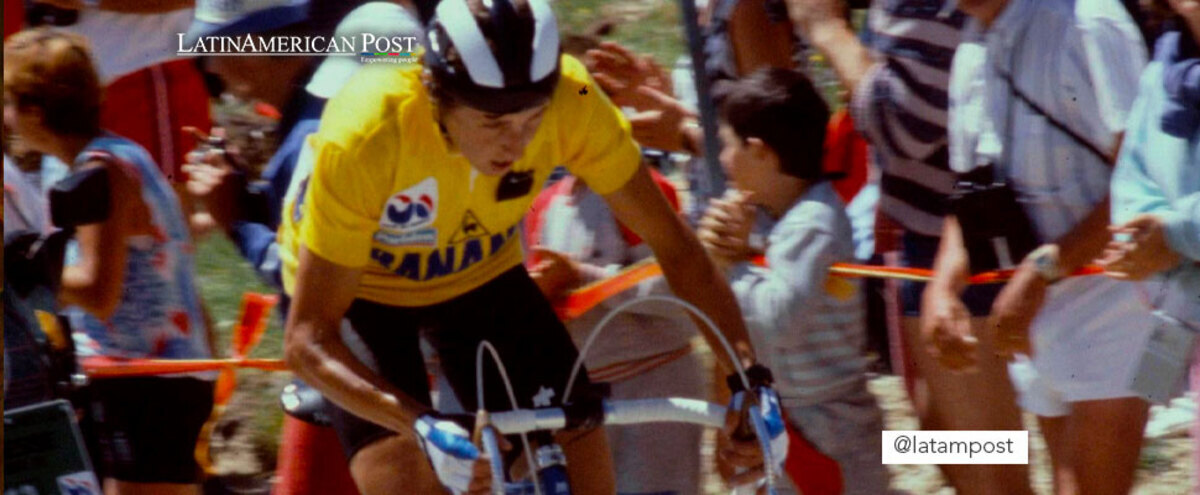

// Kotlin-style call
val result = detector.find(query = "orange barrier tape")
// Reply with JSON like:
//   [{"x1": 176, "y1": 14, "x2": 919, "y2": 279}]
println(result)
[
  {"x1": 558, "y1": 257, "x2": 1105, "y2": 321},
  {"x1": 81, "y1": 356, "x2": 288, "y2": 377},
  {"x1": 81, "y1": 263, "x2": 1106, "y2": 378},
  {"x1": 557, "y1": 258, "x2": 662, "y2": 321},
  {"x1": 82, "y1": 293, "x2": 285, "y2": 385}
]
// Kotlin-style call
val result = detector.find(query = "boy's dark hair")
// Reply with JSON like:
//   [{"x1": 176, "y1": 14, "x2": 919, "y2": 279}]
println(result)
[{"x1": 715, "y1": 67, "x2": 829, "y2": 181}]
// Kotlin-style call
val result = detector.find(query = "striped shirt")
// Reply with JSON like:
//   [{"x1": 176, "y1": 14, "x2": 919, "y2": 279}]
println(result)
[
  {"x1": 851, "y1": 0, "x2": 968, "y2": 236},
  {"x1": 727, "y1": 182, "x2": 872, "y2": 408}
]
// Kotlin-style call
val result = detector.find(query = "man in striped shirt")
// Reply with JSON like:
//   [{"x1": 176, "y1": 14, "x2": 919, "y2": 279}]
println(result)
[
  {"x1": 787, "y1": 1, "x2": 1030, "y2": 492},
  {"x1": 928, "y1": 0, "x2": 1151, "y2": 493}
]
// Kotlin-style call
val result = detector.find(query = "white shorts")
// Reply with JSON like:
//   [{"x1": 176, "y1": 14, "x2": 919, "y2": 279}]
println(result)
[{"x1": 1007, "y1": 277, "x2": 1157, "y2": 417}]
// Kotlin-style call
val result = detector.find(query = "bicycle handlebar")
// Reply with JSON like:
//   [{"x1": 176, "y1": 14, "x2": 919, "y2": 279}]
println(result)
[{"x1": 487, "y1": 397, "x2": 727, "y2": 434}]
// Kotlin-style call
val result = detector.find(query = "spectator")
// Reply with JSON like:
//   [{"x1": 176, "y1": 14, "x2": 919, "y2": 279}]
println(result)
[
  {"x1": 1101, "y1": 0, "x2": 1200, "y2": 487},
  {"x1": 4, "y1": 28, "x2": 215, "y2": 495},
  {"x1": 180, "y1": 2, "x2": 422, "y2": 494},
  {"x1": 4, "y1": 156, "x2": 59, "y2": 410},
  {"x1": 699, "y1": 67, "x2": 888, "y2": 495},
  {"x1": 183, "y1": 0, "x2": 339, "y2": 296},
  {"x1": 785, "y1": 0, "x2": 1030, "y2": 492},
  {"x1": 523, "y1": 164, "x2": 706, "y2": 495},
  {"x1": 925, "y1": 0, "x2": 1150, "y2": 493},
  {"x1": 32, "y1": 0, "x2": 211, "y2": 183}
]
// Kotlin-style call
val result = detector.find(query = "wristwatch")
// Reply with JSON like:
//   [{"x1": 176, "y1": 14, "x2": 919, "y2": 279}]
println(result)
[{"x1": 1025, "y1": 244, "x2": 1064, "y2": 284}]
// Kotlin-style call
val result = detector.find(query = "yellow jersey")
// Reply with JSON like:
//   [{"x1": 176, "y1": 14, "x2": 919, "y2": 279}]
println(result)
[{"x1": 278, "y1": 55, "x2": 641, "y2": 306}]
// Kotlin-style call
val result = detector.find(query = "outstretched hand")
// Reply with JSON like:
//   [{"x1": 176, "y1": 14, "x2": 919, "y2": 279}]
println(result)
[
  {"x1": 586, "y1": 41, "x2": 674, "y2": 108},
  {"x1": 1100, "y1": 214, "x2": 1182, "y2": 280},
  {"x1": 529, "y1": 246, "x2": 582, "y2": 301}
]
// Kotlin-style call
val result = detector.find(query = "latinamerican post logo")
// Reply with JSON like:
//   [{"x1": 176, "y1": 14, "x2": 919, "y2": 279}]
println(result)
[
  {"x1": 360, "y1": 51, "x2": 419, "y2": 65},
  {"x1": 178, "y1": 33, "x2": 420, "y2": 63}
]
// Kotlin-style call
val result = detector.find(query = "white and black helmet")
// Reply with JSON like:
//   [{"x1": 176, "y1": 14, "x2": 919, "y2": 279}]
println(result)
[{"x1": 424, "y1": 0, "x2": 561, "y2": 114}]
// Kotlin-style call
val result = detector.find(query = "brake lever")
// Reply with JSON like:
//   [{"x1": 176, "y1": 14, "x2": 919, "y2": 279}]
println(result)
[
  {"x1": 479, "y1": 424, "x2": 508, "y2": 495},
  {"x1": 747, "y1": 403, "x2": 780, "y2": 495}
]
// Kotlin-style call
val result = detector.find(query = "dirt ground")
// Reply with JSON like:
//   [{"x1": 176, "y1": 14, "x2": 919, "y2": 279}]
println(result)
[
  {"x1": 870, "y1": 375, "x2": 1196, "y2": 494},
  {"x1": 208, "y1": 370, "x2": 1196, "y2": 494}
]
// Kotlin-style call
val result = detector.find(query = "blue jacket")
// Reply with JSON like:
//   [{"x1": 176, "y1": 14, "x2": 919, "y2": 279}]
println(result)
[
  {"x1": 1112, "y1": 31, "x2": 1200, "y2": 326},
  {"x1": 230, "y1": 93, "x2": 324, "y2": 296}
]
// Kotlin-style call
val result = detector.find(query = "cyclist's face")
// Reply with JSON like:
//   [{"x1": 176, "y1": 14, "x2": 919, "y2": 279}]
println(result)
[{"x1": 440, "y1": 102, "x2": 548, "y2": 176}]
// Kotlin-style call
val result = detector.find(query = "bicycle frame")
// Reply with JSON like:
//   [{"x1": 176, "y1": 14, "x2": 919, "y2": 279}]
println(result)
[{"x1": 478, "y1": 397, "x2": 779, "y2": 495}]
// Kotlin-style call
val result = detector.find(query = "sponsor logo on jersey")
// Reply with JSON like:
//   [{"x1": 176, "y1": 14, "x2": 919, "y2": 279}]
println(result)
[
  {"x1": 374, "y1": 228, "x2": 438, "y2": 246},
  {"x1": 379, "y1": 178, "x2": 438, "y2": 232},
  {"x1": 449, "y1": 210, "x2": 489, "y2": 244},
  {"x1": 370, "y1": 225, "x2": 519, "y2": 281}
]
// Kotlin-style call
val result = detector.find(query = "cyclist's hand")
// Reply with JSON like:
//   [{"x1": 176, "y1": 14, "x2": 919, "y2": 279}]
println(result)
[
  {"x1": 920, "y1": 283, "x2": 977, "y2": 371},
  {"x1": 529, "y1": 247, "x2": 581, "y2": 300},
  {"x1": 415, "y1": 413, "x2": 492, "y2": 494},
  {"x1": 721, "y1": 368, "x2": 788, "y2": 491}
]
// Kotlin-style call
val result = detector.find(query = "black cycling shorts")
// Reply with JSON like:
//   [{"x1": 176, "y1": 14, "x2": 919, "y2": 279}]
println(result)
[
  {"x1": 85, "y1": 376, "x2": 214, "y2": 483},
  {"x1": 328, "y1": 265, "x2": 593, "y2": 461}
]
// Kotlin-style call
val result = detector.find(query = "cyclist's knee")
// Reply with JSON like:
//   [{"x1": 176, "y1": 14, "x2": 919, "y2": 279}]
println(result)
[{"x1": 349, "y1": 434, "x2": 442, "y2": 495}]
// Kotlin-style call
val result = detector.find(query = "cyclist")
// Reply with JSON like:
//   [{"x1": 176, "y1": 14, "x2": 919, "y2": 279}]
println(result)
[{"x1": 278, "y1": 0, "x2": 775, "y2": 493}]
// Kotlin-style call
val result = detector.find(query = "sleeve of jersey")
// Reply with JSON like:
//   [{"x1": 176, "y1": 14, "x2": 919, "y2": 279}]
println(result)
[
  {"x1": 560, "y1": 71, "x2": 641, "y2": 195},
  {"x1": 297, "y1": 137, "x2": 379, "y2": 268}
]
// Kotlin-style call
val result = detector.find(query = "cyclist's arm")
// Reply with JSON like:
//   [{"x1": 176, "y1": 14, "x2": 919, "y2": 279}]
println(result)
[
  {"x1": 602, "y1": 164, "x2": 756, "y2": 371},
  {"x1": 284, "y1": 247, "x2": 432, "y2": 433}
]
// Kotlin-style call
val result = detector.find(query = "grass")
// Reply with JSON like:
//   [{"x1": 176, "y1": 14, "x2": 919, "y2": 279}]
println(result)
[
  {"x1": 194, "y1": 234, "x2": 284, "y2": 360},
  {"x1": 194, "y1": 234, "x2": 287, "y2": 465},
  {"x1": 553, "y1": 0, "x2": 686, "y2": 66}
]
